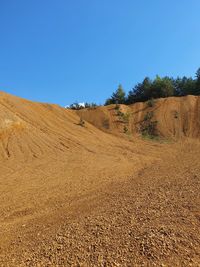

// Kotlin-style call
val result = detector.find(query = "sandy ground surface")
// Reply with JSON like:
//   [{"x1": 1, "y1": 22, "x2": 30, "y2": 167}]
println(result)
[
  {"x1": 0, "y1": 92, "x2": 200, "y2": 266},
  {"x1": 1, "y1": 140, "x2": 200, "y2": 267}
]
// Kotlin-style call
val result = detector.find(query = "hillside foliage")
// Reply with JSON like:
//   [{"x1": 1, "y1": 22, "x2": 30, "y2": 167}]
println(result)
[
  {"x1": 69, "y1": 68, "x2": 200, "y2": 109},
  {"x1": 105, "y1": 68, "x2": 200, "y2": 105}
]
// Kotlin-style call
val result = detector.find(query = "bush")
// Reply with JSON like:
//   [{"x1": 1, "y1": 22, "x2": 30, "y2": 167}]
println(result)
[
  {"x1": 141, "y1": 120, "x2": 158, "y2": 137},
  {"x1": 78, "y1": 118, "x2": 85, "y2": 127},
  {"x1": 122, "y1": 112, "x2": 130, "y2": 122},
  {"x1": 117, "y1": 110, "x2": 124, "y2": 117},
  {"x1": 147, "y1": 98, "x2": 155, "y2": 107},
  {"x1": 140, "y1": 111, "x2": 158, "y2": 138},
  {"x1": 123, "y1": 126, "x2": 129, "y2": 134},
  {"x1": 144, "y1": 111, "x2": 153, "y2": 121},
  {"x1": 116, "y1": 110, "x2": 130, "y2": 123}
]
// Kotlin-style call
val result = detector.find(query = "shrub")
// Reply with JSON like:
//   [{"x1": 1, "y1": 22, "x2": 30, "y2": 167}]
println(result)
[
  {"x1": 122, "y1": 112, "x2": 130, "y2": 122},
  {"x1": 144, "y1": 111, "x2": 153, "y2": 121},
  {"x1": 78, "y1": 118, "x2": 85, "y2": 127},
  {"x1": 116, "y1": 110, "x2": 130, "y2": 123},
  {"x1": 117, "y1": 110, "x2": 123, "y2": 117},
  {"x1": 147, "y1": 98, "x2": 155, "y2": 107},
  {"x1": 140, "y1": 111, "x2": 158, "y2": 138},
  {"x1": 141, "y1": 120, "x2": 158, "y2": 137},
  {"x1": 123, "y1": 126, "x2": 129, "y2": 134}
]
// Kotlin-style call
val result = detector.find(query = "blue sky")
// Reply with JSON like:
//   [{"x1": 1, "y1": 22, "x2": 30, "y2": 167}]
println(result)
[{"x1": 0, "y1": 1, "x2": 200, "y2": 106}]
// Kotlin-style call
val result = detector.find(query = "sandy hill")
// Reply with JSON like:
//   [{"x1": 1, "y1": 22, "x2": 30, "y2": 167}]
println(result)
[
  {"x1": 1, "y1": 93, "x2": 200, "y2": 163},
  {"x1": 0, "y1": 92, "x2": 200, "y2": 266},
  {"x1": 78, "y1": 95, "x2": 200, "y2": 139}
]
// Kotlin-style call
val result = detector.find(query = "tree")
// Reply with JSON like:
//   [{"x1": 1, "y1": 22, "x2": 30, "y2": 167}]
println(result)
[
  {"x1": 173, "y1": 77, "x2": 183, "y2": 96},
  {"x1": 150, "y1": 76, "x2": 174, "y2": 98},
  {"x1": 127, "y1": 76, "x2": 174, "y2": 103},
  {"x1": 105, "y1": 68, "x2": 200, "y2": 105},
  {"x1": 196, "y1": 68, "x2": 200, "y2": 95},
  {"x1": 196, "y1": 68, "x2": 200, "y2": 80},
  {"x1": 127, "y1": 77, "x2": 152, "y2": 104},
  {"x1": 174, "y1": 76, "x2": 196, "y2": 96},
  {"x1": 105, "y1": 84, "x2": 126, "y2": 105}
]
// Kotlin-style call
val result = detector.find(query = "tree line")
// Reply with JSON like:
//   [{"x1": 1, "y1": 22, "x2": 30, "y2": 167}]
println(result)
[
  {"x1": 68, "y1": 68, "x2": 200, "y2": 109},
  {"x1": 105, "y1": 68, "x2": 200, "y2": 105},
  {"x1": 69, "y1": 102, "x2": 97, "y2": 110}
]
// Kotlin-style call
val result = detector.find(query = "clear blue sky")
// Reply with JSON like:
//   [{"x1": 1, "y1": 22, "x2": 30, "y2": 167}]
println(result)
[{"x1": 0, "y1": 1, "x2": 200, "y2": 106}]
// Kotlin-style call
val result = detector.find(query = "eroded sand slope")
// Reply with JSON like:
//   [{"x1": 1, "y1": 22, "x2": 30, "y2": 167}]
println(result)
[
  {"x1": 78, "y1": 95, "x2": 200, "y2": 139},
  {"x1": 0, "y1": 92, "x2": 200, "y2": 266}
]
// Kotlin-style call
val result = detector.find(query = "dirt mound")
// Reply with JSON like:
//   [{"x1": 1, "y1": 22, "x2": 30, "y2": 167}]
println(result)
[
  {"x1": 0, "y1": 91, "x2": 200, "y2": 266},
  {"x1": 0, "y1": 91, "x2": 126, "y2": 161},
  {"x1": 78, "y1": 95, "x2": 200, "y2": 139}
]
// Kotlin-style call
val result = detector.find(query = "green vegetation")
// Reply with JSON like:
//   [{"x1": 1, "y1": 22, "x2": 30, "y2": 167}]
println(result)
[
  {"x1": 69, "y1": 68, "x2": 200, "y2": 110},
  {"x1": 141, "y1": 120, "x2": 158, "y2": 137},
  {"x1": 123, "y1": 126, "x2": 129, "y2": 134},
  {"x1": 116, "y1": 109, "x2": 130, "y2": 123},
  {"x1": 85, "y1": 102, "x2": 97, "y2": 109},
  {"x1": 117, "y1": 110, "x2": 124, "y2": 117},
  {"x1": 69, "y1": 102, "x2": 97, "y2": 110},
  {"x1": 140, "y1": 111, "x2": 158, "y2": 138},
  {"x1": 105, "y1": 84, "x2": 126, "y2": 105},
  {"x1": 115, "y1": 107, "x2": 130, "y2": 133},
  {"x1": 144, "y1": 111, "x2": 153, "y2": 121},
  {"x1": 122, "y1": 112, "x2": 130, "y2": 122},
  {"x1": 147, "y1": 98, "x2": 156, "y2": 107},
  {"x1": 105, "y1": 68, "x2": 200, "y2": 106}
]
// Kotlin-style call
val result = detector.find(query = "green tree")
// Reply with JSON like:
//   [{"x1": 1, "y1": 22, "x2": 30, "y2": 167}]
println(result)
[
  {"x1": 150, "y1": 76, "x2": 174, "y2": 98},
  {"x1": 105, "y1": 84, "x2": 126, "y2": 105},
  {"x1": 196, "y1": 68, "x2": 200, "y2": 95},
  {"x1": 127, "y1": 77, "x2": 152, "y2": 104},
  {"x1": 105, "y1": 68, "x2": 200, "y2": 105},
  {"x1": 174, "y1": 76, "x2": 196, "y2": 96},
  {"x1": 196, "y1": 68, "x2": 200, "y2": 80}
]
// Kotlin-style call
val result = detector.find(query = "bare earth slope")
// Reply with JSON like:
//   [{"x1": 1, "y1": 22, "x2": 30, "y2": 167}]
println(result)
[
  {"x1": 0, "y1": 92, "x2": 200, "y2": 266},
  {"x1": 78, "y1": 95, "x2": 200, "y2": 139}
]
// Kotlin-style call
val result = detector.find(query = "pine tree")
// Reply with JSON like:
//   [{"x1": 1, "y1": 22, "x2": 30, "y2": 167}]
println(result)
[{"x1": 105, "y1": 84, "x2": 126, "y2": 105}]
